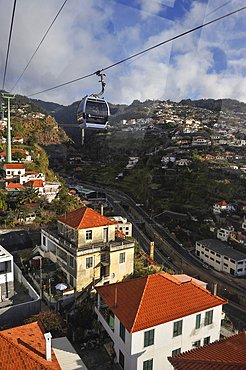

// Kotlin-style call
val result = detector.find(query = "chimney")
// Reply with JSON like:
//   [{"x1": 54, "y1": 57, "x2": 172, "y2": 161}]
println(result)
[
  {"x1": 150, "y1": 241, "x2": 154, "y2": 260},
  {"x1": 44, "y1": 332, "x2": 52, "y2": 361},
  {"x1": 114, "y1": 286, "x2": 117, "y2": 308},
  {"x1": 100, "y1": 204, "x2": 103, "y2": 216},
  {"x1": 213, "y1": 283, "x2": 217, "y2": 296}
]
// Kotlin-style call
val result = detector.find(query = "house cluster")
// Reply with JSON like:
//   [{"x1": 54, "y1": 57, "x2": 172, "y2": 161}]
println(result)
[
  {"x1": 125, "y1": 157, "x2": 139, "y2": 170},
  {"x1": 3, "y1": 163, "x2": 60, "y2": 203},
  {"x1": 0, "y1": 148, "x2": 31, "y2": 162},
  {"x1": 161, "y1": 155, "x2": 192, "y2": 167}
]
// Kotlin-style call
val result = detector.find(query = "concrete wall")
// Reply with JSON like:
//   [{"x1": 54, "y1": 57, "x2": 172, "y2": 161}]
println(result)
[{"x1": 0, "y1": 264, "x2": 41, "y2": 328}]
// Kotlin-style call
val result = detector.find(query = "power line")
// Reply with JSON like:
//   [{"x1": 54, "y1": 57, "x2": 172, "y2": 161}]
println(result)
[
  {"x1": 2, "y1": 0, "x2": 17, "y2": 90},
  {"x1": 10, "y1": 0, "x2": 68, "y2": 93},
  {"x1": 29, "y1": 5, "x2": 246, "y2": 98}
]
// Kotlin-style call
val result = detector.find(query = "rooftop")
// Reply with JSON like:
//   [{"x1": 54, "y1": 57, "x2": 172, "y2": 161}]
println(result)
[
  {"x1": 96, "y1": 273, "x2": 226, "y2": 333},
  {"x1": 168, "y1": 331, "x2": 246, "y2": 369},
  {"x1": 57, "y1": 206, "x2": 116, "y2": 230},
  {"x1": 197, "y1": 239, "x2": 246, "y2": 261},
  {"x1": 0, "y1": 321, "x2": 61, "y2": 370}
]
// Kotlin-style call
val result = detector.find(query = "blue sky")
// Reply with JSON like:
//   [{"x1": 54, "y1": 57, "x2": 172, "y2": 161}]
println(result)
[{"x1": 0, "y1": 0, "x2": 246, "y2": 105}]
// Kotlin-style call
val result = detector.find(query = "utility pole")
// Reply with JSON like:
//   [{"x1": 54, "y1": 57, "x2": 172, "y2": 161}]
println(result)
[{"x1": 1, "y1": 93, "x2": 15, "y2": 163}]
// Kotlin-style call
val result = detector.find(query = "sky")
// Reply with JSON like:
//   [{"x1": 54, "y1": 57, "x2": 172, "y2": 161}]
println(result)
[{"x1": 0, "y1": 0, "x2": 246, "y2": 106}]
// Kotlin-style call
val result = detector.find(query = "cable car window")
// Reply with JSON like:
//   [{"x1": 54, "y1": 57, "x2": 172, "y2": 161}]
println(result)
[{"x1": 86, "y1": 100, "x2": 108, "y2": 116}]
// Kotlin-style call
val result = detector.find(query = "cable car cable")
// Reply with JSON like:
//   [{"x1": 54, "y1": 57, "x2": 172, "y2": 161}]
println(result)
[
  {"x1": 2, "y1": 0, "x2": 17, "y2": 90},
  {"x1": 9, "y1": 0, "x2": 68, "y2": 93},
  {"x1": 29, "y1": 4, "x2": 246, "y2": 98}
]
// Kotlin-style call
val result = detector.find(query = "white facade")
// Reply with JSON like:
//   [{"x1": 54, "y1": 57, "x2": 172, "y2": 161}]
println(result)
[
  {"x1": 196, "y1": 239, "x2": 246, "y2": 277},
  {"x1": 20, "y1": 172, "x2": 45, "y2": 185},
  {"x1": 0, "y1": 245, "x2": 14, "y2": 304},
  {"x1": 96, "y1": 297, "x2": 223, "y2": 370},
  {"x1": 109, "y1": 216, "x2": 132, "y2": 237},
  {"x1": 217, "y1": 226, "x2": 234, "y2": 242}
]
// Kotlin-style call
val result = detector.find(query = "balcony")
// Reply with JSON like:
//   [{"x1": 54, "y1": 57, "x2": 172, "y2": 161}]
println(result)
[{"x1": 42, "y1": 228, "x2": 134, "y2": 256}]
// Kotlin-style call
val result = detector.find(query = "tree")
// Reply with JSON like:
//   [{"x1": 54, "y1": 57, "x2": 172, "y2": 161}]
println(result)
[{"x1": 24, "y1": 311, "x2": 62, "y2": 332}]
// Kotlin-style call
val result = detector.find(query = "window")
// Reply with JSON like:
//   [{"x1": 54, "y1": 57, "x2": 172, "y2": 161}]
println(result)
[
  {"x1": 120, "y1": 322, "x2": 125, "y2": 342},
  {"x1": 205, "y1": 310, "x2": 213, "y2": 326},
  {"x1": 211, "y1": 251, "x2": 215, "y2": 255},
  {"x1": 69, "y1": 274, "x2": 74, "y2": 287},
  {"x1": 86, "y1": 256, "x2": 93, "y2": 269},
  {"x1": 205, "y1": 248, "x2": 209, "y2": 252},
  {"x1": 238, "y1": 261, "x2": 243, "y2": 265},
  {"x1": 216, "y1": 253, "x2": 221, "y2": 258},
  {"x1": 172, "y1": 348, "x2": 181, "y2": 356},
  {"x1": 230, "y1": 259, "x2": 235, "y2": 264},
  {"x1": 192, "y1": 340, "x2": 201, "y2": 348},
  {"x1": 196, "y1": 314, "x2": 201, "y2": 329},
  {"x1": 205, "y1": 254, "x2": 209, "y2": 258},
  {"x1": 119, "y1": 252, "x2": 126, "y2": 264},
  {"x1": 238, "y1": 268, "x2": 243, "y2": 272},
  {"x1": 204, "y1": 336, "x2": 210, "y2": 345},
  {"x1": 201, "y1": 251, "x2": 204, "y2": 255},
  {"x1": 224, "y1": 263, "x2": 228, "y2": 267},
  {"x1": 119, "y1": 350, "x2": 124, "y2": 369},
  {"x1": 86, "y1": 230, "x2": 92, "y2": 241},
  {"x1": 216, "y1": 260, "x2": 220, "y2": 264},
  {"x1": 57, "y1": 248, "x2": 67, "y2": 263},
  {"x1": 173, "y1": 320, "x2": 182, "y2": 337},
  {"x1": 43, "y1": 236, "x2": 46, "y2": 246},
  {"x1": 210, "y1": 257, "x2": 214, "y2": 261},
  {"x1": 69, "y1": 255, "x2": 74, "y2": 268},
  {"x1": 144, "y1": 329, "x2": 154, "y2": 347},
  {"x1": 143, "y1": 359, "x2": 153, "y2": 370},
  {"x1": 224, "y1": 256, "x2": 229, "y2": 260}
]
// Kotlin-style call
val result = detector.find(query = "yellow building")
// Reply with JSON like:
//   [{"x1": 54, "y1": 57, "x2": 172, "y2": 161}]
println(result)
[{"x1": 38, "y1": 206, "x2": 134, "y2": 292}]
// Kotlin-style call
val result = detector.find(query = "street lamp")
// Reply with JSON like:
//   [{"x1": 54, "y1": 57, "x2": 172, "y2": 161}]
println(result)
[{"x1": 33, "y1": 256, "x2": 42, "y2": 299}]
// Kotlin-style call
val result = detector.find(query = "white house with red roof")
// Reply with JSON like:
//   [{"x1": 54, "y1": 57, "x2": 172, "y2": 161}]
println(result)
[
  {"x1": 95, "y1": 273, "x2": 226, "y2": 370},
  {"x1": 213, "y1": 200, "x2": 234, "y2": 214},
  {"x1": 23, "y1": 179, "x2": 60, "y2": 202},
  {"x1": 36, "y1": 206, "x2": 134, "y2": 292},
  {"x1": 3, "y1": 163, "x2": 25, "y2": 178},
  {"x1": 12, "y1": 136, "x2": 23, "y2": 144}
]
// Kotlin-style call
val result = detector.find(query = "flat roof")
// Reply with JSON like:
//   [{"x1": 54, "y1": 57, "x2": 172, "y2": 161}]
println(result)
[
  {"x1": 197, "y1": 239, "x2": 246, "y2": 261},
  {"x1": 52, "y1": 337, "x2": 87, "y2": 370},
  {"x1": 0, "y1": 244, "x2": 12, "y2": 259}
]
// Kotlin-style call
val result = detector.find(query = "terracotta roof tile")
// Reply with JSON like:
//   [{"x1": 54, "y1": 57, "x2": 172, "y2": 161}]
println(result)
[
  {"x1": 168, "y1": 331, "x2": 246, "y2": 369},
  {"x1": 0, "y1": 321, "x2": 61, "y2": 369},
  {"x1": 57, "y1": 206, "x2": 116, "y2": 230},
  {"x1": 6, "y1": 182, "x2": 25, "y2": 189},
  {"x1": 24, "y1": 180, "x2": 44, "y2": 188},
  {"x1": 4, "y1": 163, "x2": 25, "y2": 169},
  {"x1": 96, "y1": 273, "x2": 226, "y2": 333}
]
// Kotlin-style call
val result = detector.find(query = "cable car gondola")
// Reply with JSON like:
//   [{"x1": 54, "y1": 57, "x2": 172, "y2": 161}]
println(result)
[{"x1": 77, "y1": 72, "x2": 110, "y2": 130}]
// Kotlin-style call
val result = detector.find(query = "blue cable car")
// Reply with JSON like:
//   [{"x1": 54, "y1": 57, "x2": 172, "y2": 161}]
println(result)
[{"x1": 77, "y1": 71, "x2": 110, "y2": 130}]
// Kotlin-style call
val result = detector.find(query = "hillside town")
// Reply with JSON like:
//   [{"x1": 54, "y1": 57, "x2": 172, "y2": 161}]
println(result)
[{"x1": 0, "y1": 93, "x2": 246, "y2": 370}]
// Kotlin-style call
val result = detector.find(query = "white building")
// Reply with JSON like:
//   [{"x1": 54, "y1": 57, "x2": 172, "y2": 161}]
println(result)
[
  {"x1": 213, "y1": 200, "x2": 234, "y2": 214},
  {"x1": 217, "y1": 226, "x2": 234, "y2": 242},
  {"x1": 109, "y1": 216, "x2": 132, "y2": 237},
  {"x1": 196, "y1": 239, "x2": 246, "y2": 277},
  {"x1": 95, "y1": 272, "x2": 226, "y2": 370},
  {"x1": 4, "y1": 163, "x2": 25, "y2": 178},
  {"x1": 0, "y1": 245, "x2": 14, "y2": 306}
]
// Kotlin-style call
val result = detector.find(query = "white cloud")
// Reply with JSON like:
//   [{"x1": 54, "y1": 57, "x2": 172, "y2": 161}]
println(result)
[{"x1": 0, "y1": 0, "x2": 246, "y2": 105}]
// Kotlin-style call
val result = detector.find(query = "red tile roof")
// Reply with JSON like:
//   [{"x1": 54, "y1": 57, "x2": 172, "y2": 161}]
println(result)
[
  {"x1": 5, "y1": 182, "x2": 25, "y2": 189},
  {"x1": 168, "y1": 331, "x2": 246, "y2": 369},
  {"x1": 58, "y1": 206, "x2": 116, "y2": 230},
  {"x1": 4, "y1": 163, "x2": 25, "y2": 169},
  {"x1": 24, "y1": 180, "x2": 44, "y2": 188},
  {"x1": 214, "y1": 201, "x2": 227, "y2": 206},
  {"x1": 96, "y1": 273, "x2": 226, "y2": 333},
  {"x1": 0, "y1": 321, "x2": 61, "y2": 369}
]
